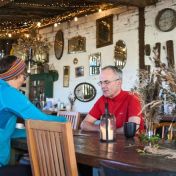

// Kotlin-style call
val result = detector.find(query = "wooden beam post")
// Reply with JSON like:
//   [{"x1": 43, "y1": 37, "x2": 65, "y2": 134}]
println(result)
[{"x1": 138, "y1": 7, "x2": 145, "y2": 69}]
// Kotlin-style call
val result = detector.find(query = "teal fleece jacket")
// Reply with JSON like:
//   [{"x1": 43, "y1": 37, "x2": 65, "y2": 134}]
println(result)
[{"x1": 0, "y1": 79, "x2": 67, "y2": 166}]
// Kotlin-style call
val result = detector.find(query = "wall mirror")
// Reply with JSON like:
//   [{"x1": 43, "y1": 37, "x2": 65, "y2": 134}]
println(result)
[
  {"x1": 74, "y1": 82, "x2": 96, "y2": 102},
  {"x1": 63, "y1": 66, "x2": 70, "y2": 87},
  {"x1": 54, "y1": 30, "x2": 64, "y2": 60},
  {"x1": 89, "y1": 52, "x2": 101, "y2": 76},
  {"x1": 114, "y1": 40, "x2": 127, "y2": 69}
]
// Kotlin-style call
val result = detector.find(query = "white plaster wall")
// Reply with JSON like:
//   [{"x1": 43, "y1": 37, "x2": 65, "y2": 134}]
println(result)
[
  {"x1": 145, "y1": 0, "x2": 176, "y2": 69},
  {"x1": 38, "y1": 0, "x2": 176, "y2": 113}
]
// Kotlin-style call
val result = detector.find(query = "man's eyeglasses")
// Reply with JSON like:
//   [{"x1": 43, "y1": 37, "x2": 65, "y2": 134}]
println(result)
[{"x1": 97, "y1": 79, "x2": 120, "y2": 86}]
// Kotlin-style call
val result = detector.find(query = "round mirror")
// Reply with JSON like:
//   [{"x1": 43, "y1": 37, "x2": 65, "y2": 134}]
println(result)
[
  {"x1": 114, "y1": 40, "x2": 127, "y2": 69},
  {"x1": 54, "y1": 30, "x2": 64, "y2": 60},
  {"x1": 74, "y1": 82, "x2": 96, "y2": 102}
]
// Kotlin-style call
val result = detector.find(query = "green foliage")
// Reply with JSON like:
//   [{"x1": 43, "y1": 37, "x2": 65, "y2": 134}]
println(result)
[{"x1": 140, "y1": 134, "x2": 160, "y2": 146}]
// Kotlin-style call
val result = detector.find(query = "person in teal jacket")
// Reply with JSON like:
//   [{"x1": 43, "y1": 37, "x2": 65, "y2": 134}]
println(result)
[{"x1": 0, "y1": 55, "x2": 67, "y2": 175}]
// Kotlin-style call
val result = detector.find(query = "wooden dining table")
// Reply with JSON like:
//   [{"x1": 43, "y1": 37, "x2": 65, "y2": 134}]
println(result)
[{"x1": 11, "y1": 130, "x2": 176, "y2": 172}]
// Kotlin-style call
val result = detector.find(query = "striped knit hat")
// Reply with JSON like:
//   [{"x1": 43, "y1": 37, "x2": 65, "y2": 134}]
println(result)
[{"x1": 0, "y1": 58, "x2": 26, "y2": 81}]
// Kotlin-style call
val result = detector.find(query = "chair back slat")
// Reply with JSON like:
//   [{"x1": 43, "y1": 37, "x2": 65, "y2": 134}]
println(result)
[
  {"x1": 54, "y1": 132, "x2": 66, "y2": 176},
  {"x1": 57, "y1": 111, "x2": 80, "y2": 130},
  {"x1": 33, "y1": 130, "x2": 45, "y2": 176},
  {"x1": 26, "y1": 120, "x2": 78, "y2": 176},
  {"x1": 153, "y1": 122, "x2": 176, "y2": 140},
  {"x1": 42, "y1": 131, "x2": 52, "y2": 176},
  {"x1": 39, "y1": 130, "x2": 48, "y2": 176},
  {"x1": 45, "y1": 131, "x2": 57, "y2": 176},
  {"x1": 50, "y1": 132, "x2": 61, "y2": 176}
]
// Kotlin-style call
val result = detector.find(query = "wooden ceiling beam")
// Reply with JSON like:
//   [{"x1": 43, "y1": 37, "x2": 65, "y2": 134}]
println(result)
[
  {"x1": 0, "y1": 8, "x2": 66, "y2": 17},
  {"x1": 86, "y1": 0, "x2": 158, "y2": 7}
]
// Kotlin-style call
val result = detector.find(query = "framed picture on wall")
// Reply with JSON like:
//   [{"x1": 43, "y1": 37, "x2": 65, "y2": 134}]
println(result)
[
  {"x1": 63, "y1": 66, "x2": 70, "y2": 87},
  {"x1": 68, "y1": 36, "x2": 86, "y2": 54},
  {"x1": 96, "y1": 15, "x2": 113, "y2": 48},
  {"x1": 75, "y1": 66, "x2": 84, "y2": 77}
]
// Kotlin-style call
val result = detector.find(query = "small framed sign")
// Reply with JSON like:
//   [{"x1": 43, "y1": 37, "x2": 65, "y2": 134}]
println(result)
[{"x1": 75, "y1": 66, "x2": 84, "y2": 77}]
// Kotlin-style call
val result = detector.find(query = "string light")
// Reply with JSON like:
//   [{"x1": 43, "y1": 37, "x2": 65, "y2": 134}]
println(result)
[
  {"x1": 54, "y1": 23, "x2": 58, "y2": 27},
  {"x1": 8, "y1": 33, "x2": 12, "y2": 38},
  {"x1": 74, "y1": 17, "x2": 78, "y2": 21},
  {"x1": 0, "y1": 2, "x2": 113, "y2": 38},
  {"x1": 98, "y1": 8, "x2": 102, "y2": 12},
  {"x1": 24, "y1": 33, "x2": 30, "y2": 38},
  {"x1": 37, "y1": 22, "x2": 41, "y2": 27}
]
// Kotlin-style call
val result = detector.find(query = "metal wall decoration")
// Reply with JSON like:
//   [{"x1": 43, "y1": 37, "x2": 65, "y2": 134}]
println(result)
[
  {"x1": 73, "y1": 58, "x2": 78, "y2": 65},
  {"x1": 166, "y1": 40, "x2": 175, "y2": 68},
  {"x1": 68, "y1": 35, "x2": 86, "y2": 54},
  {"x1": 114, "y1": 40, "x2": 127, "y2": 69},
  {"x1": 75, "y1": 66, "x2": 84, "y2": 77},
  {"x1": 96, "y1": 15, "x2": 113, "y2": 48},
  {"x1": 89, "y1": 52, "x2": 101, "y2": 76},
  {"x1": 63, "y1": 66, "x2": 70, "y2": 87},
  {"x1": 145, "y1": 44, "x2": 151, "y2": 56}
]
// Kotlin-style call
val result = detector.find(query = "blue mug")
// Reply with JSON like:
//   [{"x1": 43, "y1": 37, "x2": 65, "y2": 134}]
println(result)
[{"x1": 124, "y1": 122, "x2": 137, "y2": 138}]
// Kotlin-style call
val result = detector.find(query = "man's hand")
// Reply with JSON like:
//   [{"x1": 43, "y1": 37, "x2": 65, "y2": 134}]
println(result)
[{"x1": 80, "y1": 114, "x2": 99, "y2": 131}]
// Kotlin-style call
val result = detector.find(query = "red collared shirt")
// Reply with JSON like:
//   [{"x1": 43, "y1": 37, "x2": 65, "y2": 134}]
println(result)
[{"x1": 89, "y1": 90, "x2": 144, "y2": 131}]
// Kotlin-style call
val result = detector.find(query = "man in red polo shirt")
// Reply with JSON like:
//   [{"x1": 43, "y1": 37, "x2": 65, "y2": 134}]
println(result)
[{"x1": 81, "y1": 65, "x2": 144, "y2": 133}]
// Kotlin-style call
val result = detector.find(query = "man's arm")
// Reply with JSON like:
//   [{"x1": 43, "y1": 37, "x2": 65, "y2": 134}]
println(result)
[
  {"x1": 80, "y1": 114, "x2": 99, "y2": 131},
  {"x1": 116, "y1": 126, "x2": 124, "y2": 134}
]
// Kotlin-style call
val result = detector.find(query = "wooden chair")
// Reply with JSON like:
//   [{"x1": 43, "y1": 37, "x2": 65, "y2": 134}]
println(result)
[
  {"x1": 57, "y1": 111, "x2": 80, "y2": 130},
  {"x1": 99, "y1": 160, "x2": 176, "y2": 176},
  {"x1": 26, "y1": 120, "x2": 78, "y2": 176},
  {"x1": 153, "y1": 122, "x2": 176, "y2": 140}
]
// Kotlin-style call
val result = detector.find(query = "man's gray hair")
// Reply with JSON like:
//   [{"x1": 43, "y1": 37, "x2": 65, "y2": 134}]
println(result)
[{"x1": 101, "y1": 65, "x2": 122, "y2": 80}]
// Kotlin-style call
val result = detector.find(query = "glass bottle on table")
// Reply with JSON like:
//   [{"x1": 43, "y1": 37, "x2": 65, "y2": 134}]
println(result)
[{"x1": 100, "y1": 101, "x2": 116, "y2": 142}]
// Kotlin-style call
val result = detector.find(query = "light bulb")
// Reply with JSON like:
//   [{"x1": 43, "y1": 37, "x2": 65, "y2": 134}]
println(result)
[
  {"x1": 37, "y1": 22, "x2": 41, "y2": 27},
  {"x1": 54, "y1": 23, "x2": 58, "y2": 27},
  {"x1": 74, "y1": 17, "x2": 78, "y2": 21},
  {"x1": 8, "y1": 33, "x2": 12, "y2": 37},
  {"x1": 98, "y1": 9, "x2": 102, "y2": 12}
]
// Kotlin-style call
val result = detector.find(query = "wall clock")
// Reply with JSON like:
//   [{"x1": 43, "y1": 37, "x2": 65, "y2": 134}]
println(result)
[
  {"x1": 155, "y1": 8, "x2": 176, "y2": 32},
  {"x1": 54, "y1": 30, "x2": 64, "y2": 60}
]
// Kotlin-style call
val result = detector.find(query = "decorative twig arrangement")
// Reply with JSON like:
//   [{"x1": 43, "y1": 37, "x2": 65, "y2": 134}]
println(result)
[{"x1": 132, "y1": 47, "x2": 176, "y2": 131}]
